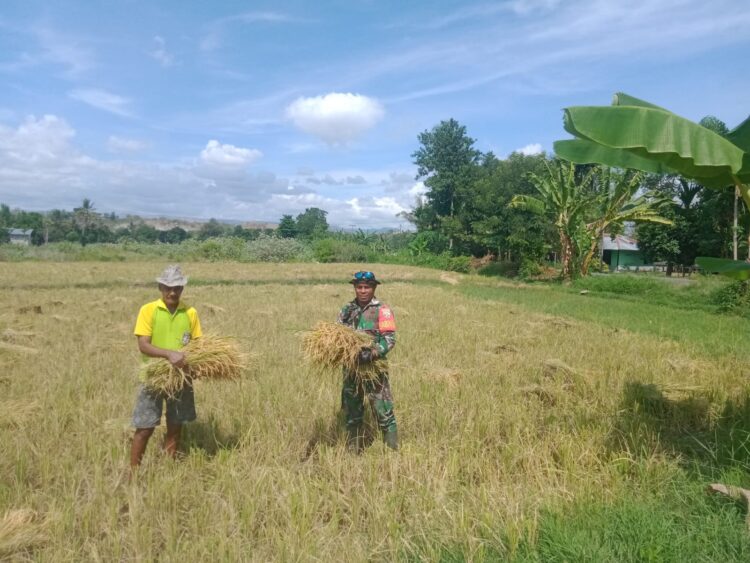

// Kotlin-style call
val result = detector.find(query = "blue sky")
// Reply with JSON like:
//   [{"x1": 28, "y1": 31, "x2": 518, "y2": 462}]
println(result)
[{"x1": 1, "y1": 0, "x2": 749, "y2": 228}]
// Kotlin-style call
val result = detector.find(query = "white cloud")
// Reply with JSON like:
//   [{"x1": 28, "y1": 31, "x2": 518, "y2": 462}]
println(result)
[
  {"x1": 517, "y1": 143, "x2": 543, "y2": 155},
  {"x1": 285, "y1": 93, "x2": 385, "y2": 145},
  {"x1": 150, "y1": 36, "x2": 174, "y2": 67},
  {"x1": 409, "y1": 181, "x2": 427, "y2": 197},
  {"x1": 200, "y1": 11, "x2": 293, "y2": 52},
  {"x1": 69, "y1": 89, "x2": 133, "y2": 117},
  {"x1": 107, "y1": 136, "x2": 149, "y2": 153},
  {"x1": 0, "y1": 114, "x2": 77, "y2": 164},
  {"x1": 35, "y1": 27, "x2": 96, "y2": 77},
  {"x1": 0, "y1": 115, "x2": 417, "y2": 228},
  {"x1": 200, "y1": 140, "x2": 262, "y2": 166}
]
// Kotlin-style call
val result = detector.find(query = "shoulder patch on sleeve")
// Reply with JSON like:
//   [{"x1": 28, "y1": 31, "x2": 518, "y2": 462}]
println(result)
[{"x1": 378, "y1": 305, "x2": 396, "y2": 331}]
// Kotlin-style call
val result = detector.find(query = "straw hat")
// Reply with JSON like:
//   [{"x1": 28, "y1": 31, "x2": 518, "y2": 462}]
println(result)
[{"x1": 156, "y1": 264, "x2": 188, "y2": 287}]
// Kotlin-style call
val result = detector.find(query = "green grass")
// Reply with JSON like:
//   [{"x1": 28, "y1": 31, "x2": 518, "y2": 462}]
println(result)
[
  {"x1": 518, "y1": 484, "x2": 750, "y2": 562},
  {"x1": 459, "y1": 275, "x2": 747, "y2": 358}
]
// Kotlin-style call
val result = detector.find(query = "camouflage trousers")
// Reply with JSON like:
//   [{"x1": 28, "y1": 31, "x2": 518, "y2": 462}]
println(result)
[{"x1": 341, "y1": 372, "x2": 397, "y2": 433}]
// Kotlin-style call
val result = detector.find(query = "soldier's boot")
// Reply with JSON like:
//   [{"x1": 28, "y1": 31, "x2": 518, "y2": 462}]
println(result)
[
  {"x1": 346, "y1": 427, "x2": 364, "y2": 454},
  {"x1": 382, "y1": 428, "x2": 398, "y2": 451}
]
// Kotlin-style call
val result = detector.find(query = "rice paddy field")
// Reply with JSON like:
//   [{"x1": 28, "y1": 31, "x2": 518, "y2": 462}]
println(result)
[{"x1": 3, "y1": 262, "x2": 750, "y2": 561}]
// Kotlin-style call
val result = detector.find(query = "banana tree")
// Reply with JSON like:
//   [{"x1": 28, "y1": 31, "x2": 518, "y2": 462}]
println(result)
[
  {"x1": 554, "y1": 93, "x2": 750, "y2": 210},
  {"x1": 580, "y1": 167, "x2": 672, "y2": 276},
  {"x1": 510, "y1": 160, "x2": 597, "y2": 280}
]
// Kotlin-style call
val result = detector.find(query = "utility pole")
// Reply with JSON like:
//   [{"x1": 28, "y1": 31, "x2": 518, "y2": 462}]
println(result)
[{"x1": 734, "y1": 186, "x2": 739, "y2": 260}]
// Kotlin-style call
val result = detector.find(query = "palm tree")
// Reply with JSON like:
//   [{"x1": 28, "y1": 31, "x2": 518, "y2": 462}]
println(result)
[{"x1": 74, "y1": 198, "x2": 97, "y2": 246}]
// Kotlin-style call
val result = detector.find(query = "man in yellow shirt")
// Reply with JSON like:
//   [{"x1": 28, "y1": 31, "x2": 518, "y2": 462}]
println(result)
[{"x1": 130, "y1": 265, "x2": 202, "y2": 471}]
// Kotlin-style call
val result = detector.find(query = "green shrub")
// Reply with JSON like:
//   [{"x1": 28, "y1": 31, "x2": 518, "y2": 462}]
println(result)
[
  {"x1": 192, "y1": 237, "x2": 247, "y2": 261},
  {"x1": 477, "y1": 261, "x2": 519, "y2": 278},
  {"x1": 446, "y1": 255, "x2": 471, "y2": 273},
  {"x1": 518, "y1": 258, "x2": 542, "y2": 280},
  {"x1": 246, "y1": 234, "x2": 312, "y2": 262},
  {"x1": 312, "y1": 238, "x2": 373, "y2": 263},
  {"x1": 711, "y1": 280, "x2": 750, "y2": 313}
]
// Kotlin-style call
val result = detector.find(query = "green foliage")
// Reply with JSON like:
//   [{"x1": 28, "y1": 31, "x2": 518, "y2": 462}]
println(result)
[
  {"x1": 556, "y1": 92, "x2": 750, "y2": 189},
  {"x1": 518, "y1": 258, "x2": 542, "y2": 280},
  {"x1": 710, "y1": 280, "x2": 750, "y2": 313},
  {"x1": 312, "y1": 238, "x2": 373, "y2": 263},
  {"x1": 408, "y1": 231, "x2": 449, "y2": 256},
  {"x1": 193, "y1": 237, "x2": 247, "y2": 261},
  {"x1": 572, "y1": 275, "x2": 666, "y2": 296},
  {"x1": 197, "y1": 218, "x2": 228, "y2": 240},
  {"x1": 295, "y1": 208, "x2": 328, "y2": 239},
  {"x1": 412, "y1": 118, "x2": 482, "y2": 228},
  {"x1": 477, "y1": 261, "x2": 519, "y2": 278},
  {"x1": 277, "y1": 214, "x2": 298, "y2": 238},
  {"x1": 246, "y1": 234, "x2": 312, "y2": 262},
  {"x1": 159, "y1": 226, "x2": 189, "y2": 244}
]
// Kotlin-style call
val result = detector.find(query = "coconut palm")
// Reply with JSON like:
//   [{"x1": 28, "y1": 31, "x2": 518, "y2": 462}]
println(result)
[{"x1": 73, "y1": 198, "x2": 98, "y2": 246}]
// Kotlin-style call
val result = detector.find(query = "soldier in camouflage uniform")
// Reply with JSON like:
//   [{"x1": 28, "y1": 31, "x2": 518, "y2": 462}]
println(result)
[{"x1": 337, "y1": 271, "x2": 398, "y2": 452}]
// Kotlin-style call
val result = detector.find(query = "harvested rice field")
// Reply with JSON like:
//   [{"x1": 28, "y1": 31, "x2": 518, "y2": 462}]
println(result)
[{"x1": 3, "y1": 262, "x2": 750, "y2": 561}]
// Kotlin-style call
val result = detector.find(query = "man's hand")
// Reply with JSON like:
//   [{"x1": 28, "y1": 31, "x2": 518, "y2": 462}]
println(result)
[
  {"x1": 357, "y1": 347, "x2": 374, "y2": 364},
  {"x1": 166, "y1": 350, "x2": 186, "y2": 368}
]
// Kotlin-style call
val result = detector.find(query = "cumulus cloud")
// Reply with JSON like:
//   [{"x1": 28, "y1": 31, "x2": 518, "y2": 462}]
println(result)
[
  {"x1": 0, "y1": 115, "x2": 417, "y2": 228},
  {"x1": 517, "y1": 142, "x2": 543, "y2": 155},
  {"x1": 107, "y1": 135, "x2": 149, "y2": 153},
  {"x1": 150, "y1": 35, "x2": 174, "y2": 67},
  {"x1": 69, "y1": 89, "x2": 133, "y2": 117},
  {"x1": 0, "y1": 114, "x2": 77, "y2": 164},
  {"x1": 200, "y1": 139, "x2": 262, "y2": 166},
  {"x1": 285, "y1": 93, "x2": 385, "y2": 145}
]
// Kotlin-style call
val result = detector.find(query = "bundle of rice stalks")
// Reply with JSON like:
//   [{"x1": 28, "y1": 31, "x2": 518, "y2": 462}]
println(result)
[
  {"x1": 0, "y1": 400, "x2": 40, "y2": 428},
  {"x1": 143, "y1": 335, "x2": 248, "y2": 397},
  {"x1": 0, "y1": 509, "x2": 48, "y2": 557},
  {"x1": 302, "y1": 321, "x2": 386, "y2": 383}
]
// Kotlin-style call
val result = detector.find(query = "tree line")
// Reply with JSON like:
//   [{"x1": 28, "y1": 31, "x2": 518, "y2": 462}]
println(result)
[
  {"x1": 0, "y1": 201, "x2": 331, "y2": 246},
  {"x1": 408, "y1": 117, "x2": 742, "y2": 279},
  {"x1": 2, "y1": 112, "x2": 742, "y2": 281}
]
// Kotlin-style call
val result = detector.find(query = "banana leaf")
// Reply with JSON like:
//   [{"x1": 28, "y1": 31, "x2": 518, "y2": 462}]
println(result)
[
  {"x1": 554, "y1": 92, "x2": 750, "y2": 189},
  {"x1": 695, "y1": 257, "x2": 750, "y2": 281}
]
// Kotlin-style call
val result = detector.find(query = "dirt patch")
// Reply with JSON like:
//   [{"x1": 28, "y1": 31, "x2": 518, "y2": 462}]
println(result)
[{"x1": 440, "y1": 273, "x2": 460, "y2": 285}]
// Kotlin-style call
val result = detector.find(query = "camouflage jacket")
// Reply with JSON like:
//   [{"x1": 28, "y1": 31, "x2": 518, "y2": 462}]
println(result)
[{"x1": 337, "y1": 298, "x2": 396, "y2": 358}]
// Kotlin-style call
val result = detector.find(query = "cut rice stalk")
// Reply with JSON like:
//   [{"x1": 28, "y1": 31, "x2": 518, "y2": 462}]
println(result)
[
  {"x1": 0, "y1": 509, "x2": 48, "y2": 557},
  {"x1": 302, "y1": 321, "x2": 386, "y2": 383},
  {"x1": 142, "y1": 335, "x2": 249, "y2": 397}
]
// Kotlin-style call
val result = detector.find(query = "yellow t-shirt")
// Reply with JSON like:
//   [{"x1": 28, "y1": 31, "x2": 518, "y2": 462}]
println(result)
[{"x1": 134, "y1": 299, "x2": 202, "y2": 351}]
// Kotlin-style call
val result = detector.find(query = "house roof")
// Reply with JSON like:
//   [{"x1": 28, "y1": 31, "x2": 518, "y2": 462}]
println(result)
[
  {"x1": 7, "y1": 228, "x2": 33, "y2": 236},
  {"x1": 601, "y1": 234, "x2": 639, "y2": 252}
]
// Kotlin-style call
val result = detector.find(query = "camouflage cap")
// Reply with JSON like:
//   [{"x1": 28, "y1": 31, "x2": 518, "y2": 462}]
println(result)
[{"x1": 349, "y1": 271, "x2": 380, "y2": 285}]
